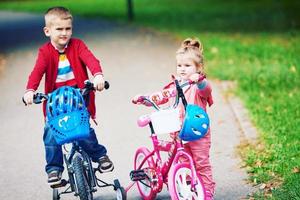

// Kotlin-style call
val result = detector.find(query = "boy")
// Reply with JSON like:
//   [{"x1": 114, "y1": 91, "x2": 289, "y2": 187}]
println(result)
[{"x1": 23, "y1": 6, "x2": 113, "y2": 186}]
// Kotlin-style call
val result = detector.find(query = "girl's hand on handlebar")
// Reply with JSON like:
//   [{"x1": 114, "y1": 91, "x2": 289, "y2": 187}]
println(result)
[
  {"x1": 189, "y1": 73, "x2": 206, "y2": 83},
  {"x1": 23, "y1": 90, "x2": 34, "y2": 106},
  {"x1": 93, "y1": 74, "x2": 105, "y2": 91}
]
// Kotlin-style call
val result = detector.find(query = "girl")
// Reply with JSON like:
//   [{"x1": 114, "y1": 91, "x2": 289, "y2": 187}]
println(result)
[{"x1": 133, "y1": 38, "x2": 215, "y2": 199}]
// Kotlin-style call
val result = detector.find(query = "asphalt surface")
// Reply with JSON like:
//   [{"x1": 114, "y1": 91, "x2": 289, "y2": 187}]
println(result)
[{"x1": 0, "y1": 11, "x2": 255, "y2": 199}]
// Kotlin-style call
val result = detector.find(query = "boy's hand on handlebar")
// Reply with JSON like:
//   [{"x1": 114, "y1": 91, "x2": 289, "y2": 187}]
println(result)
[
  {"x1": 93, "y1": 74, "x2": 105, "y2": 91},
  {"x1": 23, "y1": 91, "x2": 34, "y2": 105}
]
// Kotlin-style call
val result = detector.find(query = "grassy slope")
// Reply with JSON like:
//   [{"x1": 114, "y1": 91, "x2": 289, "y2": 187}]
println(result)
[{"x1": 1, "y1": 0, "x2": 299, "y2": 199}]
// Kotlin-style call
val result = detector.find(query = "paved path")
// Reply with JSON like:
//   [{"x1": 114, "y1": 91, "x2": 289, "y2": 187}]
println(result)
[{"x1": 0, "y1": 11, "x2": 254, "y2": 199}]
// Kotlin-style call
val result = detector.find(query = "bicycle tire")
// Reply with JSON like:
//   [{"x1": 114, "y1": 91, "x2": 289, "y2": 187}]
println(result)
[
  {"x1": 134, "y1": 147, "x2": 157, "y2": 200},
  {"x1": 168, "y1": 163, "x2": 205, "y2": 200},
  {"x1": 116, "y1": 186, "x2": 127, "y2": 200},
  {"x1": 114, "y1": 179, "x2": 127, "y2": 200},
  {"x1": 73, "y1": 155, "x2": 93, "y2": 200},
  {"x1": 52, "y1": 188, "x2": 59, "y2": 200}
]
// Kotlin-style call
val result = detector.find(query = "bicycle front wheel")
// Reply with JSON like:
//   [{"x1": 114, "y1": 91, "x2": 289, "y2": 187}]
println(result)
[
  {"x1": 168, "y1": 163, "x2": 205, "y2": 200},
  {"x1": 52, "y1": 188, "x2": 59, "y2": 200},
  {"x1": 73, "y1": 155, "x2": 93, "y2": 200},
  {"x1": 134, "y1": 147, "x2": 157, "y2": 200}
]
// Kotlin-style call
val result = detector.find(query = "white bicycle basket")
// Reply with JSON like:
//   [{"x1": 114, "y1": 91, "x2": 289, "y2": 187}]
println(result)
[{"x1": 150, "y1": 108, "x2": 181, "y2": 134}]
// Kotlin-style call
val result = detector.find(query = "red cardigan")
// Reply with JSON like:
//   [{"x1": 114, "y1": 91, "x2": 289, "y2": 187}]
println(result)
[{"x1": 26, "y1": 38, "x2": 103, "y2": 119}]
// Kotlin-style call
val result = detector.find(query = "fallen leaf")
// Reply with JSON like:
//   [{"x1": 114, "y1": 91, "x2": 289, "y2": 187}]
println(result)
[
  {"x1": 260, "y1": 183, "x2": 266, "y2": 190},
  {"x1": 255, "y1": 160, "x2": 263, "y2": 167},
  {"x1": 292, "y1": 167, "x2": 300, "y2": 173}
]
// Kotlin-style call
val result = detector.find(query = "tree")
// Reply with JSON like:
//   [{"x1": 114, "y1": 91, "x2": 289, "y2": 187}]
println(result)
[{"x1": 127, "y1": 0, "x2": 134, "y2": 21}]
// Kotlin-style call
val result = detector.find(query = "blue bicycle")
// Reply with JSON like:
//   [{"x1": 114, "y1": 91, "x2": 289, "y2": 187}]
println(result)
[{"x1": 23, "y1": 81, "x2": 126, "y2": 200}]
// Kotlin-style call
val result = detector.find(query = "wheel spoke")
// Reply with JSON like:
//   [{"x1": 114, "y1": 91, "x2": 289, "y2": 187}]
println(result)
[
  {"x1": 134, "y1": 148, "x2": 157, "y2": 199},
  {"x1": 169, "y1": 163, "x2": 205, "y2": 200}
]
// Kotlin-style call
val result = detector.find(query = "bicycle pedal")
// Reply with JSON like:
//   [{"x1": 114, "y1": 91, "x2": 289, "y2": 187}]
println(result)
[
  {"x1": 98, "y1": 165, "x2": 114, "y2": 174},
  {"x1": 130, "y1": 170, "x2": 148, "y2": 181},
  {"x1": 50, "y1": 179, "x2": 68, "y2": 188}
]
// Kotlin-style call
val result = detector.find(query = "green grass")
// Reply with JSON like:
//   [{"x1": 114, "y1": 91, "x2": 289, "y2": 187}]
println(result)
[
  {"x1": 0, "y1": 0, "x2": 127, "y2": 20},
  {"x1": 1, "y1": 0, "x2": 299, "y2": 199}
]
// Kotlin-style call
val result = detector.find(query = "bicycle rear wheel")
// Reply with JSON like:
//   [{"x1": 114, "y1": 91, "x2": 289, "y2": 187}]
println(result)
[
  {"x1": 168, "y1": 163, "x2": 205, "y2": 200},
  {"x1": 134, "y1": 147, "x2": 157, "y2": 200},
  {"x1": 73, "y1": 155, "x2": 93, "y2": 200}
]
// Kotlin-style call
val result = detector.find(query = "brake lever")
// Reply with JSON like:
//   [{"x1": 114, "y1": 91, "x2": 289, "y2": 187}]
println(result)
[
  {"x1": 33, "y1": 93, "x2": 48, "y2": 104},
  {"x1": 22, "y1": 93, "x2": 48, "y2": 106}
]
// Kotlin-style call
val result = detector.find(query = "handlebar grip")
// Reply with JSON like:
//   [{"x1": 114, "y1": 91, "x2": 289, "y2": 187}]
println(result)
[
  {"x1": 104, "y1": 81, "x2": 109, "y2": 90},
  {"x1": 22, "y1": 97, "x2": 27, "y2": 106},
  {"x1": 132, "y1": 96, "x2": 145, "y2": 104},
  {"x1": 84, "y1": 80, "x2": 109, "y2": 90},
  {"x1": 198, "y1": 74, "x2": 206, "y2": 82},
  {"x1": 182, "y1": 74, "x2": 206, "y2": 85}
]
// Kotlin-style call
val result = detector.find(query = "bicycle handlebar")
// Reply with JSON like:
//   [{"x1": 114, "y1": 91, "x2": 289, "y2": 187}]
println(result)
[
  {"x1": 132, "y1": 75, "x2": 205, "y2": 111},
  {"x1": 22, "y1": 81, "x2": 110, "y2": 106},
  {"x1": 22, "y1": 93, "x2": 48, "y2": 106}
]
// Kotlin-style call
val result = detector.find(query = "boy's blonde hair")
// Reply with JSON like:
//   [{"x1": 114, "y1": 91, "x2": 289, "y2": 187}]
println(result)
[
  {"x1": 176, "y1": 38, "x2": 204, "y2": 73},
  {"x1": 44, "y1": 6, "x2": 73, "y2": 27}
]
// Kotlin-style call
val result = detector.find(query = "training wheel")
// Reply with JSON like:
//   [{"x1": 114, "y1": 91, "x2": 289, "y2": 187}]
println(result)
[{"x1": 114, "y1": 179, "x2": 127, "y2": 200}]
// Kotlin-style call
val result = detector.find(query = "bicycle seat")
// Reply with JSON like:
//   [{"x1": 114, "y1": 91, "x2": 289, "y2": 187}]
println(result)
[{"x1": 137, "y1": 115, "x2": 151, "y2": 127}]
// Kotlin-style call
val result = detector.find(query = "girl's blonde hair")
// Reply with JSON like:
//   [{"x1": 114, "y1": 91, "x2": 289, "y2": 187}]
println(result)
[
  {"x1": 176, "y1": 38, "x2": 204, "y2": 73},
  {"x1": 44, "y1": 6, "x2": 73, "y2": 27}
]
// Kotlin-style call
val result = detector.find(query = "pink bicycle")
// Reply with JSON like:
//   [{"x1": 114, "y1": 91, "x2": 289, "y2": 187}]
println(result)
[{"x1": 126, "y1": 77, "x2": 208, "y2": 200}]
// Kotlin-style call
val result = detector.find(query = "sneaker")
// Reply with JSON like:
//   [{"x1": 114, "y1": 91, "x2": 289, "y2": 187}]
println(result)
[
  {"x1": 47, "y1": 170, "x2": 62, "y2": 186},
  {"x1": 98, "y1": 155, "x2": 114, "y2": 173}
]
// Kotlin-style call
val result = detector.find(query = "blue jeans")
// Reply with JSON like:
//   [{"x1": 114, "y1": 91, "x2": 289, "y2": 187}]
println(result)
[{"x1": 43, "y1": 126, "x2": 107, "y2": 173}]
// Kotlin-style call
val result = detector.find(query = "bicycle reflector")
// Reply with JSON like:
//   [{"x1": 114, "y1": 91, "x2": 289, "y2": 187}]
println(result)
[
  {"x1": 46, "y1": 86, "x2": 90, "y2": 145},
  {"x1": 179, "y1": 104, "x2": 210, "y2": 141}
]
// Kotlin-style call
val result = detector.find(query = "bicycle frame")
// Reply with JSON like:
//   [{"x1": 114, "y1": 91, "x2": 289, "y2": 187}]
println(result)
[{"x1": 134, "y1": 122, "x2": 200, "y2": 193}]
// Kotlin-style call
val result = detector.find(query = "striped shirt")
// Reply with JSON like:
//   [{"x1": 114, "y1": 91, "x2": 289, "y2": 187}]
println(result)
[{"x1": 55, "y1": 53, "x2": 76, "y2": 88}]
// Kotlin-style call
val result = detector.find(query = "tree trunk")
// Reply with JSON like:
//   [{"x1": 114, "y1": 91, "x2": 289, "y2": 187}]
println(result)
[{"x1": 127, "y1": 0, "x2": 134, "y2": 21}]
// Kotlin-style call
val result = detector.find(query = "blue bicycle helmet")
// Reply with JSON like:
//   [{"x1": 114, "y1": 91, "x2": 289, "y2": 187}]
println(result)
[
  {"x1": 46, "y1": 86, "x2": 90, "y2": 145},
  {"x1": 179, "y1": 104, "x2": 210, "y2": 141}
]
